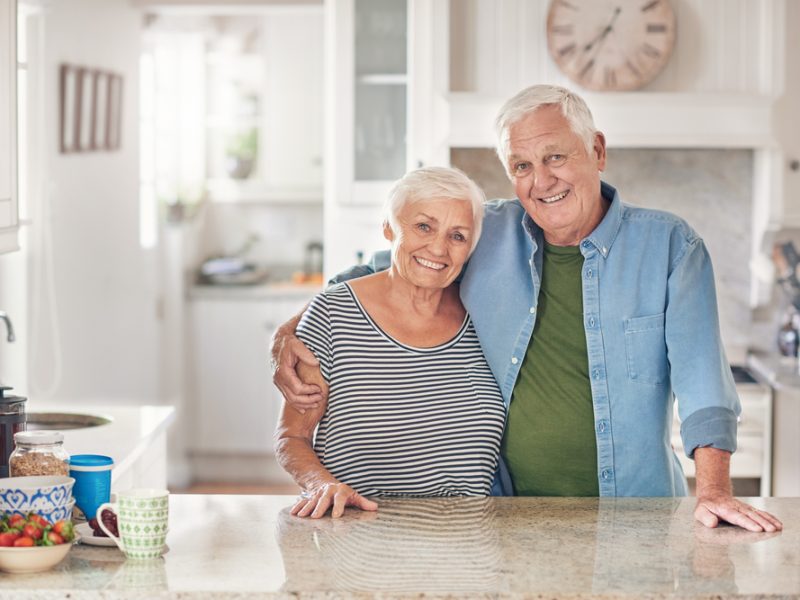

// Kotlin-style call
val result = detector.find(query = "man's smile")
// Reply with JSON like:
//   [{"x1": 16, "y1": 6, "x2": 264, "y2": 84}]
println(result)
[{"x1": 539, "y1": 190, "x2": 569, "y2": 204}]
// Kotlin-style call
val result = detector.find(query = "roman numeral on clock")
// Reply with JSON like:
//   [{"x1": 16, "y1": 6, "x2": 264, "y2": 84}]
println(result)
[
  {"x1": 559, "y1": 43, "x2": 576, "y2": 57},
  {"x1": 641, "y1": 43, "x2": 661, "y2": 58}
]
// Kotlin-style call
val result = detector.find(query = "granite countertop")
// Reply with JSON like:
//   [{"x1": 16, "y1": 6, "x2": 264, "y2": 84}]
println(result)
[
  {"x1": 25, "y1": 404, "x2": 175, "y2": 484},
  {"x1": 0, "y1": 495, "x2": 797, "y2": 599}
]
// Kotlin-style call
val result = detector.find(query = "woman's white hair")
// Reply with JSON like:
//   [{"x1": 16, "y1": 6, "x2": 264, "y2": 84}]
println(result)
[
  {"x1": 494, "y1": 84, "x2": 598, "y2": 177},
  {"x1": 384, "y1": 166, "x2": 486, "y2": 253}
]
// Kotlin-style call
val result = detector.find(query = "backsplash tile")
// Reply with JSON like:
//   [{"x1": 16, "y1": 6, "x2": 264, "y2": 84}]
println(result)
[{"x1": 451, "y1": 147, "x2": 754, "y2": 362}]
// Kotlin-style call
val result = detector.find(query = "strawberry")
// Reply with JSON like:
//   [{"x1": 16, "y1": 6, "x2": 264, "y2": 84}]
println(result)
[
  {"x1": 26, "y1": 514, "x2": 48, "y2": 528},
  {"x1": 52, "y1": 520, "x2": 74, "y2": 541},
  {"x1": 13, "y1": 536, "x2": 34, "y2": 547},
  {"x1": 22, "y1": 522, "x2": 43, "y2": 540},
  {"x1": 0, "y1": 531, "x2": 21, "y2": 547},
  {"x1": 7, "y1": 514, "x2": 25, "y2": 529},
  {"x1": 46, "y1": 531, "x2": 64, "y2": 545}
]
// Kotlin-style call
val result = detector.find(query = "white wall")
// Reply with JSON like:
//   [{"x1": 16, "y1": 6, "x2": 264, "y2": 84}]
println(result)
[{"x1": 23, "y1": 0, "x2": 158, "y2": 403}]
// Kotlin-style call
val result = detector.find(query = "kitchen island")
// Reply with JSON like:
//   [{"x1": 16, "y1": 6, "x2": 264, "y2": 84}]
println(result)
[
  {"x1": 28, "y1": 404, "x2": 175, "y2": 490},
  {"x1": 0, "y1": 495, "x2": 797, "y2": 599}
]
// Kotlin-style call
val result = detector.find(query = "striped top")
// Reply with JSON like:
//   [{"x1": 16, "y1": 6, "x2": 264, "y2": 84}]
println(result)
[{"x1": 296, "y1": 283, "x2": 506, "y2": 497}]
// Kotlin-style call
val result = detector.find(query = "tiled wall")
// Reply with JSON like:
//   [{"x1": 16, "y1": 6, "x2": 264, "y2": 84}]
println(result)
[{"x1": 451, "y1": 148, "x2": 754, "y2": 362}]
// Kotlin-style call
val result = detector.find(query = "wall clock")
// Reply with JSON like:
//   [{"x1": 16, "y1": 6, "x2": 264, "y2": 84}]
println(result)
[{"x1": 546, "y1": 0, "x2": 676, "y2": 91}]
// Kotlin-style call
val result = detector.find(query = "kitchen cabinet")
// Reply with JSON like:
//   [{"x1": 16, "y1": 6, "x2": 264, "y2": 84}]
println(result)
[
  {"x1": 324, "y1": 0, "x2": 445, "y2": 275},
  {"x1": 0, "y1": 0, "x2": 18, "y2": 254},
  {"x1": 327, "y1": 0, "x2": 409, "y2": 208},
  {"x1": 188, "y1": 289, "x2": 315, "y2": 474},
  {"x1": 204, "y1": 7, "x2": 323, "y2": 204}
]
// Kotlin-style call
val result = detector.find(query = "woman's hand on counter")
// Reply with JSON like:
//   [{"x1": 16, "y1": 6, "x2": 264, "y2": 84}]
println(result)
[{"x1": 291, "y1": 483, "x2": 378, "y2": 519}]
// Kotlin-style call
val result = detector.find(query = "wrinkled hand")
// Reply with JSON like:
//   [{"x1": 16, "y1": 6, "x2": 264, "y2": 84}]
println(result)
[
  {"x1": 694, "y1": 489, "x2": 783, "y2": 533},
  {"x1": 270, "y1": 329, "x2": 325, "y2": 412},
  {"x1": 291, "y1": 483, "x2": 379, "y2": 519}
]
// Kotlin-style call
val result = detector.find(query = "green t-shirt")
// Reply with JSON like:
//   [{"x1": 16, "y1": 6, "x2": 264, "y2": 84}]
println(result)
[{"x1": 501, "y1": 242, "x2": 600, "y2": 496}]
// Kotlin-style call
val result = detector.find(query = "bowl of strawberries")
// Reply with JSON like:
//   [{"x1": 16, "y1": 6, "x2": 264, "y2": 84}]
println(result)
[{"x1": 0, "y1": 512, "x2": 78, "y2": 573}]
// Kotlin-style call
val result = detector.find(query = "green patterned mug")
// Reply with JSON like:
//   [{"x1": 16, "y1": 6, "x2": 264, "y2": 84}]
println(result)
[{"x1": 97, "y1": 489, "x2": 169, "y2": 559}]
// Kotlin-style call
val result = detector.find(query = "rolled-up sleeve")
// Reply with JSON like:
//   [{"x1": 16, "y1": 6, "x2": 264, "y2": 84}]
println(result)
[{"x1": 664, "y1": 237, "x2": 740, "y2": 458}]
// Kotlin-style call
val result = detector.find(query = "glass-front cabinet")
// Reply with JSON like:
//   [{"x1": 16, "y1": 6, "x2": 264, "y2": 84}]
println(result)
[{"x1": 329, "y1": 0, "x2": 410, "y2": 206}]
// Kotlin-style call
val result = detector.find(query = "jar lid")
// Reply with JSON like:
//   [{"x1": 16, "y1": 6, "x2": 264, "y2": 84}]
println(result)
[{"x1": 14, "y1": 430, "x2": 64, "y2": 444}]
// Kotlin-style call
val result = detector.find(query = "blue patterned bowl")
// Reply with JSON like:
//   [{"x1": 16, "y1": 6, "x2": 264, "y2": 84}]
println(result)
[
  {"x1": 0, "y1": 476, "x2": 75, "y2": 515},
  {"x1": 2, "y1": 499, "x2": 75, "y2": 524}
]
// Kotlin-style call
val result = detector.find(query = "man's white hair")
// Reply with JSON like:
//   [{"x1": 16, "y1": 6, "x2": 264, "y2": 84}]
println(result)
[
  {"x1": 494, "y1": 84, "x2": 598, "y2": 177},
  {"x1": 384, "y1": 166, "x2": 486, "y2": 253}
]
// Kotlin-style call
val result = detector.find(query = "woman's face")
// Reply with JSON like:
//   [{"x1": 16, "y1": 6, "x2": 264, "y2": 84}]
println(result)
[{"x1": 385, "y1": 197, "x2": 475, "y2": 290}]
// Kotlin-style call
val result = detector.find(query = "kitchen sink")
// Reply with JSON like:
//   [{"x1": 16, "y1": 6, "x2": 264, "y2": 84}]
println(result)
[{"x1": 25, "y1": 412, "x2": 113, "y2": 431}]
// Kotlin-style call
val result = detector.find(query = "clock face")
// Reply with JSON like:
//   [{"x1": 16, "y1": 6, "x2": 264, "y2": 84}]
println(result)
[{"x1": 546, "y1": 0, "x2": 676, "y2": 91}]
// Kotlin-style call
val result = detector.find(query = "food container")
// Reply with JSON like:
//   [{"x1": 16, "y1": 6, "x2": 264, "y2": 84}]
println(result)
[
  {"x1": 0, "y1": 386, "x2": 26, "y2": 478},
  {"x1": 9, "y1": 431, "x2": 69, "y2": 477}
]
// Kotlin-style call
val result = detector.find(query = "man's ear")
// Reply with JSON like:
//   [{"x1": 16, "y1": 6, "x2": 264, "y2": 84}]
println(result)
[
  {"x1": 383, "y1": 220, "x2": 394, "y2": 242},
  {"x1": 594, "y1": 131, "x2": 607, "y2": 172}
]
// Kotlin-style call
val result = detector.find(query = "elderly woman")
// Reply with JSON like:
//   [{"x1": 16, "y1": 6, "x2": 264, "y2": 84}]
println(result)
[{"x1": 274, "y1": 167, "x2": 505, "y2": 519}]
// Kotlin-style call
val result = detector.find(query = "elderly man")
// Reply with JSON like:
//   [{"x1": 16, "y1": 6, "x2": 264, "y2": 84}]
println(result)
[{"x1": 272, "y1": 85, "x2": 782, "y2": 532}]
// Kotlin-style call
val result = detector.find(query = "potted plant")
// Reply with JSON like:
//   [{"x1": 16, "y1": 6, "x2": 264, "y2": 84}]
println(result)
[{"x1": 225, "y1": 128, "x2": 258, "y2": 180}]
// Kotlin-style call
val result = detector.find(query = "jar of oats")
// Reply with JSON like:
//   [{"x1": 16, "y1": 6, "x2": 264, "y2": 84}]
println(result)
[{"x1": 9, "y1": 431, "x2": 70, "y2": 477}]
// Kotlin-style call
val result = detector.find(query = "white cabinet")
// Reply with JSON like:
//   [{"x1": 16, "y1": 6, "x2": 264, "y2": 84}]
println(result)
[
  {"x1": 324, "y1": 0, "x2": 443, "y2": 275},
  {"x1": 326, "y1": 0, "x2": 412, "y2": 208},
  {"x1": 0, "y1": 0, "x2": 18, "y2": 254},
  {"x1": 188, "y1": 292, "x2": 314, "y2": 456},
  {"x1": 204, "y1": 8, "x2": 323, "y2": 204},
  {"x1": 671, "y1": 384, "x2": 773, "y2": 495}
]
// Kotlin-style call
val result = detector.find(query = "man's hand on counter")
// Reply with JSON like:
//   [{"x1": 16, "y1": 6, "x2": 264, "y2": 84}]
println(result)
[{"x1": 693, "y1": 447, "x2": 783, "y2": 533}]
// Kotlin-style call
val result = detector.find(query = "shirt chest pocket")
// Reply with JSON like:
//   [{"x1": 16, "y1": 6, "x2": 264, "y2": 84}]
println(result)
[{"x1": 624, "y1": 313, "x2": 669, "y2": 386}]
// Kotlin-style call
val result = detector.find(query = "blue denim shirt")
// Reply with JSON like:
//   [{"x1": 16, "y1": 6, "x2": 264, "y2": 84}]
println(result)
[{"x1": 332, "y1": 182, "x2": 740, "y2": 497}]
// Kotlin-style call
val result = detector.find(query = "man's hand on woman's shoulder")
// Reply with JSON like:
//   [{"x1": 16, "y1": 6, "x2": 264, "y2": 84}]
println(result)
[{"x1": 270, "y1": 316, "x2": 328, "y2": 413}]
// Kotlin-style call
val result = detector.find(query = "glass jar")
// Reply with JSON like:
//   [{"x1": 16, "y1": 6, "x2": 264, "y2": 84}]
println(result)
[
  {"x1": 0, "y1": 386, "x2": 27, "y2": 478},
  {"x1": 9, "y1": 431, "x2": 70, "y2": 477}
]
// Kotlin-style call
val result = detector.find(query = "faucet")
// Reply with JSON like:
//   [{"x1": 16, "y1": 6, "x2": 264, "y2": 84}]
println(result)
[{"x1": 0, "y1": 311, "x2": 15, "y2": 342}]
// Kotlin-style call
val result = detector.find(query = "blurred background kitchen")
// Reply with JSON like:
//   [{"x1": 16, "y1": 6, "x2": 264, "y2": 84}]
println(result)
[{"x1": 0, "y1": 0, "x2": 798, "y2": 497}]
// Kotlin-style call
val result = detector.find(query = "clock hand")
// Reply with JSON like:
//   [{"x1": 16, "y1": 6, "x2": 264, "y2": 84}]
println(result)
[{"x1": 583, "y1": 6, "x2": 622, "y2": 52}]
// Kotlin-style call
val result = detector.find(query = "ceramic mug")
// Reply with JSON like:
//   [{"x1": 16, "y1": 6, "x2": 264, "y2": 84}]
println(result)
[{"x1": 97, "y1": 488, "x2": 169, "y2": 559}]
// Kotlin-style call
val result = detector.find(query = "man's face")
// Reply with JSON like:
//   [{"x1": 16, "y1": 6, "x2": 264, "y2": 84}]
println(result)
[{"x1": 506, "y1": 105, "x2": 607, "y2": 246}]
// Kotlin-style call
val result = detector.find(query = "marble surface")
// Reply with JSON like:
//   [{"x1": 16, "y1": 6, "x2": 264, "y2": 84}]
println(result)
[
  {"x1": 0, "y1": 495, "x2": 796, "y2": 599},
  {"x1": 24, "y1": 404, "x2": 175, "y2": 485}
]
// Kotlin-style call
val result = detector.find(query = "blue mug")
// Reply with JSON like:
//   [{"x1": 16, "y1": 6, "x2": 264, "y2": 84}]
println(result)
[{"x1": 69, "y1": 454, "x2": 114, "y2": 520}]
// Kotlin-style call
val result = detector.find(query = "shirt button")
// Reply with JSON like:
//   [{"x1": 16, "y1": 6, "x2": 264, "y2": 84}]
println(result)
[
  {"x1": 582, "y1": 241, "x2": 590, "y2": 249},
  {"x1": 602, "y1": 469, "x2": 611, "y2": 480},
  {"x1": 588, "y1": 317, "x2": 595, "y2": 327},
  {"x1": 602, "y1": 246, "x2": 607, "y2": 254},
  {"x1": 598, "y1": 421, "x2": 606, "y2": 433},
  {"x1": 592, "y1": 369, "x2": 600, "y2": 379},
  {"x1": 529, "y1": 306, "x2": 536, "y2": 314},
  {"x1": 586, "y1": 269, "x2": 593, "y2": 278},
  {"x1": 511, "y1": 357, "x2": 518, "y2": 365}
]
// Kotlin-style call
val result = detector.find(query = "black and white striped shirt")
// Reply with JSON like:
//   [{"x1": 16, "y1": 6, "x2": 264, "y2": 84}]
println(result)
[{"x1": 296, "y1": 283, "x2": 506, "y2": 497}]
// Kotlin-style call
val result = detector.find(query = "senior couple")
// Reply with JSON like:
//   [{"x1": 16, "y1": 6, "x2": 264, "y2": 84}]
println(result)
[{"x1": 272, "y1": 84, "x2": 782, "y2": 533}]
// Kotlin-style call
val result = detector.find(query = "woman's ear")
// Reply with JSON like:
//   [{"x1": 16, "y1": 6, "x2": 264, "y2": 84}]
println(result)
[{"x1": 383, "y1": 220, "x2": 394, "y2": 242}]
